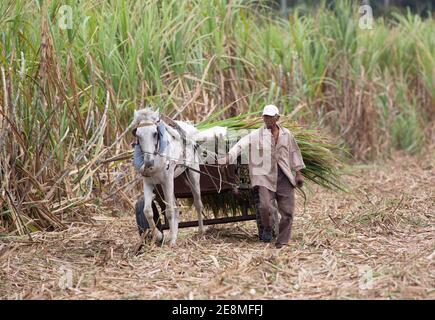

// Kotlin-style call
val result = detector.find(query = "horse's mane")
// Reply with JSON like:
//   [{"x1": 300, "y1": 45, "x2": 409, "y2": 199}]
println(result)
[{"x1": 133, "y1": 107, "x2": 159, "y2": 125}]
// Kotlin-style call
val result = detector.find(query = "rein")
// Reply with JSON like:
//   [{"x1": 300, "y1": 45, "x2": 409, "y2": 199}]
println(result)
[{"x1": 138, "y1": 149, "x2": 239, "y2": 189}]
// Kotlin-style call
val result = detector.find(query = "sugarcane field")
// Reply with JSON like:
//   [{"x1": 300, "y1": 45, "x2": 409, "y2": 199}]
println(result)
[{"x1": 0, "y1": 0, "x2": 434, "y2": 302}]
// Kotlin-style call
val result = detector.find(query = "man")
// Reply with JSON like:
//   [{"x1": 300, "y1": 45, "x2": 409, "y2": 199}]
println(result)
[{"x1": 218, "y1": 105, "x2": 305, "y2": 249}]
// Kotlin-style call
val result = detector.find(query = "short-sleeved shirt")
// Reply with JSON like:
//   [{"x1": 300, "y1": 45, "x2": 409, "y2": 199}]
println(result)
[{"x1": 228, "y1": 124, "x2": 305, "y2": 192}]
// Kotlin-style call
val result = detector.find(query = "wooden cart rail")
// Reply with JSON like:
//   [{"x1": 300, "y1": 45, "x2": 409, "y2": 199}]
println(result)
[{"x1": 161, "y1": 213, "x2": 257, "y2": 230}]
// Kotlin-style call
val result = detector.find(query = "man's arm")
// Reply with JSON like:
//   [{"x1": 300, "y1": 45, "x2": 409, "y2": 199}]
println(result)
[
  {"x1": 218, "y1": 134, "x2": 250, "y2": 165},
  {"x1": 289, "y1": 133, "x2": 305, "y2": 187},
  {"x1": 295, "y1": 170, "x2": 304, "y2": 188}
]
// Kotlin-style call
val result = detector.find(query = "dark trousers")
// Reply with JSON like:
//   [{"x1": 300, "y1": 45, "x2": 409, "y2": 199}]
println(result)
[{"x1": 257, "y1": 166, "x2": 295, "y2": 245}]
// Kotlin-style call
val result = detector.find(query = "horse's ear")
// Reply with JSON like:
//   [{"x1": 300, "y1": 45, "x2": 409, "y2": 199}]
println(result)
[
  {"x1": 152, "y1": 106, "x2": 160, "y2": 118},
  {"x1": 133, "y1": 110, "x2": 140, "y2": 123},
  {"x1": 132, "y1": 128, "x2": 137, "y2": 137}
]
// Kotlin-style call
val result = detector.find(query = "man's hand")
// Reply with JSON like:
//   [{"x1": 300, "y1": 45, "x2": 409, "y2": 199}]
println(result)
[
  {"x1": 217, "y1": 154, "x2": 229, "y2": 165},
  {"x1": 295, "y1": 171, "x2": 304, "y2": 188}
]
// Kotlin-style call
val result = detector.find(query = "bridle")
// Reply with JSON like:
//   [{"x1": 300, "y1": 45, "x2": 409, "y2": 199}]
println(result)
[
  {"x1": 134, "y1": 114, "x2": 193, "y2": 159},
  {"x1": 134, "y1": 119, "x2": 164, "y2": 156}
]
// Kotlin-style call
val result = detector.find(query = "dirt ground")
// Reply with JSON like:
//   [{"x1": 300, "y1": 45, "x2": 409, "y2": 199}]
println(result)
[{"x1": 1, "y1": 152, "x2": 434, "y2": 300}]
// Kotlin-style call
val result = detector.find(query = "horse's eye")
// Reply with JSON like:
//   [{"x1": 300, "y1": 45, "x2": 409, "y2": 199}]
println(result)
[{"x1": 153, "y1": 132, "x2": 158, "y2": 138}]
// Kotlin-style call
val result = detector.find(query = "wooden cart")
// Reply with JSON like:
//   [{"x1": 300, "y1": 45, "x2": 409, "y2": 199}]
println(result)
[{"x1": 135, "y1": 163, "x2": 269, "y2": 239}]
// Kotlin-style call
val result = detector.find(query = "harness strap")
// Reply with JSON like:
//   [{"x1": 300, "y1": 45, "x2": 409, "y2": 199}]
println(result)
[
  {"x1": 136, "y1": 121, "x2": 155, "y2": 128},
  {"x1": 159, "y1": 114, "x2": 190, "y2": 163}
]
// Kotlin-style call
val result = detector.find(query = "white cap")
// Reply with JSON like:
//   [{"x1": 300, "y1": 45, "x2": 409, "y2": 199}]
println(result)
[{"x1": 262, "y1": 104, "x2": 280, "y2": 116}]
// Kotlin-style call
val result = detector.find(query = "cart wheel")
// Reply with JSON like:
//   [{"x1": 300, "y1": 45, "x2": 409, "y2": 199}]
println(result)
[{"x1": 135, "y1": 197, "x2": 162, "y2": 235}]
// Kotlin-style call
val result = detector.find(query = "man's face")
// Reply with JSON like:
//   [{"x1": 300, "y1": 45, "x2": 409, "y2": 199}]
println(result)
[{"x1": 263, "y1": 115, "x2": 279, "y2": 129}]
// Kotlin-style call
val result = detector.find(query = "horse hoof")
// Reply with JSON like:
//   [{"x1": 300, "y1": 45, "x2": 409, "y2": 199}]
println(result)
[
  {"x1": 169, "y1": 242, "x2": 177, "y2": 248},
  {"x1": 133, "y1": 242, "x2": 144, "y2": 256},
  {"x1": 158, "y1": 232, "x2": 166, "y2": 246}
]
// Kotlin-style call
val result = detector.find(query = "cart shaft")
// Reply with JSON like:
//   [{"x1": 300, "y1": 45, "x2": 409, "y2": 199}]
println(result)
[{"x1": 161, "y1": 214, "x2": 257, "y2": 230}]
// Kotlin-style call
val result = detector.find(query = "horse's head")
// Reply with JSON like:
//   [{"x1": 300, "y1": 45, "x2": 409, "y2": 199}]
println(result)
[{"x1": 132, "y1": 108, "x2": 166, "y2": 176}]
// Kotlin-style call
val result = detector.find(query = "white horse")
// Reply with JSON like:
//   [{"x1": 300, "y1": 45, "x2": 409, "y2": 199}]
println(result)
[{"x1": 131, "y1": 108, "x2": 204, "y2": 246}]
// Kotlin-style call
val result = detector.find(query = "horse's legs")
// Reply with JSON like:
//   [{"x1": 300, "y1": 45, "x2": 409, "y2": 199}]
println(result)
[
  {"x1": 143, "y1": 182, "x2": 163, "y2": 242},
  {"x1": 161, "y1": 177, "x2": 178, "y2": 246},
  {"x1": 187, "y1": 166, "x2": 204, "y2": 235}
]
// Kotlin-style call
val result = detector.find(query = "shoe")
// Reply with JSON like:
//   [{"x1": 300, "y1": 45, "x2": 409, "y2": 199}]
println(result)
[
  {"x1": 261, "y1": 230, "x2": 273, "y2": 243},
  {"x1": 275, "y1": 243, "x2": 284, "y2": 249}
]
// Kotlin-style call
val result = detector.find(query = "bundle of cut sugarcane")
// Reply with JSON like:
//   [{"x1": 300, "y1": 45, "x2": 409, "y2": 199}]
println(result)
[{"x1": 197, "y1": 113, "x2": 348, "y2": 193}]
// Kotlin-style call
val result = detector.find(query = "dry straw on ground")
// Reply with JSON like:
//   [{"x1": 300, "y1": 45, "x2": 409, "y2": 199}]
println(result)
[{"x1": 1, "y1": 152, "x2": 434, "y2": 299}]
